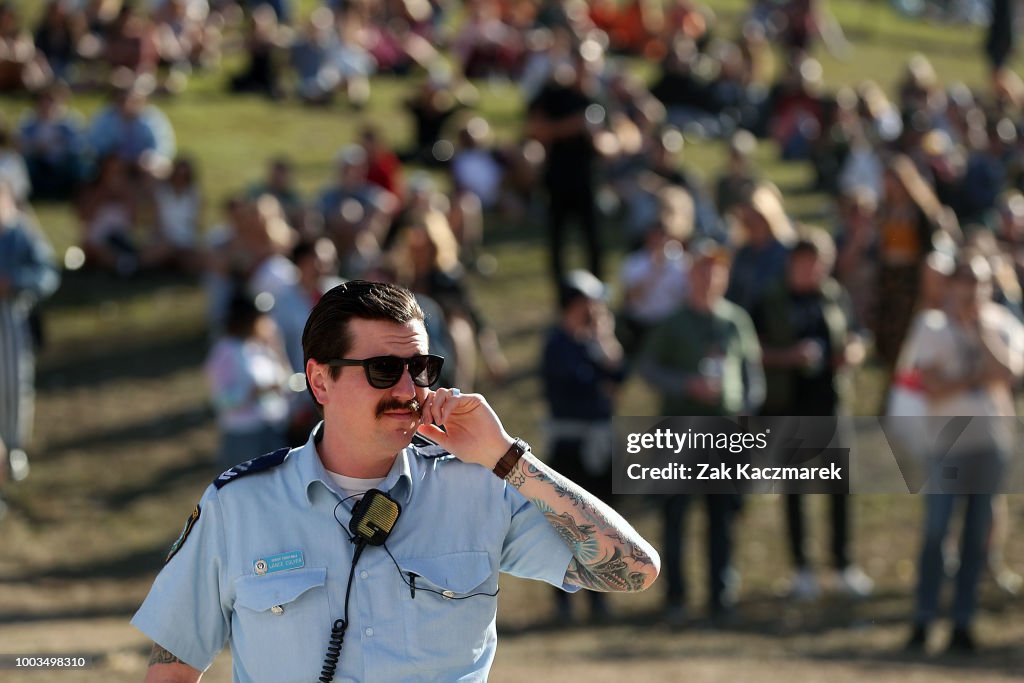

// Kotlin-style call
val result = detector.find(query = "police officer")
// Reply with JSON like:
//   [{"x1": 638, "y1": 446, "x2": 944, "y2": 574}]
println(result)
[{"x1": 133, "y1": 280, "x2": 660, "y2": 682}]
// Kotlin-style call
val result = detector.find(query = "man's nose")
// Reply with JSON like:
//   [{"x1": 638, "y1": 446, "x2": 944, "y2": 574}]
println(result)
[{"x1": 390, "y1": 364, "x2": 417, "y2": 400}]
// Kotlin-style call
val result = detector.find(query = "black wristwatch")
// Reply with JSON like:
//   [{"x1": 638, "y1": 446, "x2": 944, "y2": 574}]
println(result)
[{"x1": 493, "y1": 438, "x2": 530, "y2": 479}]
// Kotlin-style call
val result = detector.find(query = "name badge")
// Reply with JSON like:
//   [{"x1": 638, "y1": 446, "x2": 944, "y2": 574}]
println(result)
[{"x1": 254, "y1": 550, "x2": 305, "y2": 575}]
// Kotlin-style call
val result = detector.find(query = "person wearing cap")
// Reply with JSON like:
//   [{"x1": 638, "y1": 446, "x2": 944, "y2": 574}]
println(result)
[
  {"x1": 902, "y1": 252, "x2": 1024, "y2": 653},
  {"x1": 637, "y1": 241, "x2": 764, "y2": 625},
  {"x1": 134, "y1": 280, "x2": 659, "y2": 682},
  {"x1": 541, "y1": 269, "x2": 626, "y2": 622}
]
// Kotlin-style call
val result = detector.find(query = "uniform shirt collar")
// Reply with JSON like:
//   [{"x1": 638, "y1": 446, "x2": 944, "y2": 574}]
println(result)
[{"x1": 297, "y1": 423, "x2": 418, "y2": 507}]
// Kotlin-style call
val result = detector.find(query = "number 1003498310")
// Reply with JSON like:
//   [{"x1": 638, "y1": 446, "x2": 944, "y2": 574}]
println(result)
[{"x1": 3, "y1": 656, "x2": 90, "y2": 669}]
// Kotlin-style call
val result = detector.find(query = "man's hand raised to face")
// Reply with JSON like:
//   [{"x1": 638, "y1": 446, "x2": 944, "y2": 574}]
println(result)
[{"x1": 416, "y1": 388, "x2": 515, "y2": 470}]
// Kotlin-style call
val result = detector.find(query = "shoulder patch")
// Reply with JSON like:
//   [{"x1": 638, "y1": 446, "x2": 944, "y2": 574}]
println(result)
[
  {"x1": 410, "y1": 433, "x2": 455, "y2": 460},
  {"x1": 214, "y1": 447, "x2": 290, "y2": 489},
  {"x1": 166, "y1": 504, "x2": 201, "y2": 564}
]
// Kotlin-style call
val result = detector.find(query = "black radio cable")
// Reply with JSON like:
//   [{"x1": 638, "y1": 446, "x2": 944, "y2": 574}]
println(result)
[
  {"x1": 318, "y1": 537, "x2": 367, "y2": 683},
  {"x1": 318, "y1": 495, "x2": 366, "y2": 683}
]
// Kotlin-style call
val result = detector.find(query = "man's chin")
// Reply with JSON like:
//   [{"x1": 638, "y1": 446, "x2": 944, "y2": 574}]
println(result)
[{"x1": 378, "y1": 412, "x2": 421, "y2": 440}]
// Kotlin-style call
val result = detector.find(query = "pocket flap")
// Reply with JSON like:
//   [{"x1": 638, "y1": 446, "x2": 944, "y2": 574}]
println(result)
[
  {"x1": 396, "y1": 551, "x2": 492, "y2": 594},
  {"x1": 234, "y1": 567, "x2": 327, "y2": 612}
]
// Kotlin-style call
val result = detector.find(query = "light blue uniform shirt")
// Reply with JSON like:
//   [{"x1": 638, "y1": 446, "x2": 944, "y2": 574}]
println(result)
[{"x1": 132, "y1": 426, "x2": 576, "y2": 682}]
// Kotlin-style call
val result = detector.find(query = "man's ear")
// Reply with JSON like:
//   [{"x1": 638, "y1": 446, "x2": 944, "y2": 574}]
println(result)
[{"x1": 306, "y1": 359, "x2": 330, "y2": 405}]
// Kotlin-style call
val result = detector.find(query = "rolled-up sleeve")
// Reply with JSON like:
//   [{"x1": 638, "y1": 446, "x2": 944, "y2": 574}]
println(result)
[{"x1": 499, "y1": 484, "x2": 579, "y2": 592}]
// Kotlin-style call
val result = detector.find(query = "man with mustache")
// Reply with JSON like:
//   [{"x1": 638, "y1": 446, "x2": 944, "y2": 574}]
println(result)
[{"x1": 133, "y1": 279, "x2": 660, "y2": 682}]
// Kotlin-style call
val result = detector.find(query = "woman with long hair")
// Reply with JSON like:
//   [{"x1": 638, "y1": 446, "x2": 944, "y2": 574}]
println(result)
[{"x1": 874, "y1": 154, "x2": 959, "y2": 371}]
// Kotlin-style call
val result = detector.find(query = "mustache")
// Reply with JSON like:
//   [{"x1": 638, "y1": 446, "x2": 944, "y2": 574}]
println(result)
[{"x1": 376, "y1": 397, "x2": 422, "y2": 418}]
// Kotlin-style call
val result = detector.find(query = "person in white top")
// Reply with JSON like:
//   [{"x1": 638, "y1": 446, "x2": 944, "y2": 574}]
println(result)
[
  {"x1": 903, "y1": 253, "x2": 1024, "y2": 654},
  {"x1": 618, "y1": 219, "x2": 690, "y2": 356},
  {"x1": 205, "y1": 295, "x2": 292, "y2": 469},
  {"x1": 150, "y1": 157, "x2": 202, "y2": 271}
]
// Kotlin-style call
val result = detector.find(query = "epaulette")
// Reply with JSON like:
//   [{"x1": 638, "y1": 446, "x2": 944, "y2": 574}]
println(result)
[
  {"x1": 214, "y1": 447, "x2": 290, "y2": 489},
  {"x1": 410, "y1": 433, "x2": 455, "y2": 460}
]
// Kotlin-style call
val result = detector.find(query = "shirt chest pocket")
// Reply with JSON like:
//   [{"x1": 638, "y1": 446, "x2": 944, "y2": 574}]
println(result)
[
  {"x1": 394, "y1": 551, "x2": 498, "y2": 665},
  {"x1": 232, "y1": 567, "x2": 331, "y2": 683}
]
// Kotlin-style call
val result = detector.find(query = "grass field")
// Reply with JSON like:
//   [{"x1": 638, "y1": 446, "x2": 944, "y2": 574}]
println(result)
[{"x1": 1, "y1": 1, "x2": 1023, "y2": 681}]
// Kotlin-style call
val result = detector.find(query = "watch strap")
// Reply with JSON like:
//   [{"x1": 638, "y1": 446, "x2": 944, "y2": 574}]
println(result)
[{"x1": 493, "y1": 437, "x2": 529, "y2": 479}]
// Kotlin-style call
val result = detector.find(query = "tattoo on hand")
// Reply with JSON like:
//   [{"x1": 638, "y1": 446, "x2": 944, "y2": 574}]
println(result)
[{"x1": 149, "y1": 644, "x2": 182, "y2": 666}]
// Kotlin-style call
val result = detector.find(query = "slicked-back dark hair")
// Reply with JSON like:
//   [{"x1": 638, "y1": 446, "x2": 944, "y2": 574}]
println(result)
[{"x1": 302, "y1": 280, "x2": 424, "y2": 409}]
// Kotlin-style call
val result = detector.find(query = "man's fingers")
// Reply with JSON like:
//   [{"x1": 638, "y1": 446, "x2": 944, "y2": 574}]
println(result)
[
  {"x1": 418, "y1": 392, "x2": 435, "y2": 424},
  {"x1": 416, "y1": 423, "x2": 448, "y2": 444}
]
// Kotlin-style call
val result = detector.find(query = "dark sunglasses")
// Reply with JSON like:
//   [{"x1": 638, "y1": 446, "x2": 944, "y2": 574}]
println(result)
[{"x1": 327, "y1": 354, "x2": 445, "y2": 389}]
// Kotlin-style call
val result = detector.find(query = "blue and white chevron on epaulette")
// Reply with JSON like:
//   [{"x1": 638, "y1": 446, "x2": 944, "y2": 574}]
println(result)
[
  {"x1": 214, "y1": 447, "x2": 290, "y2": 489},
  {"x1": 410, "y1": 433, "x2": 455, "y2": 460}
]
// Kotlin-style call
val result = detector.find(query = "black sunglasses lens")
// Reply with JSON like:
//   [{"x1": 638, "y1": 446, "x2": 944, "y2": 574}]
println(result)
[
  {"x1": 365, "y1": 357, "x2": 404, "y2": 388},
  {"x1": 408, "y1": 355, "x2": 442, "y2": 387}
]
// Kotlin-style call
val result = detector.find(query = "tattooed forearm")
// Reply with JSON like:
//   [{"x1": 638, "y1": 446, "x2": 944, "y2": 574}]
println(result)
[
  {"x1": 149, "y1": 643, "x2": 183, "y2": 666},
  {"x1": 504, "y1": 467, "x2": 526, "y2": 488},
  {"x1": 506, "y1": 453, "x2": 660, "y2": 592}
]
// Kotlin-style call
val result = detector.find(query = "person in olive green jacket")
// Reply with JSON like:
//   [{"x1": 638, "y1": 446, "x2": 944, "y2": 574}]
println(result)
[{"x1": 637, "y1": 241, "x2": 765, "y2": 625}]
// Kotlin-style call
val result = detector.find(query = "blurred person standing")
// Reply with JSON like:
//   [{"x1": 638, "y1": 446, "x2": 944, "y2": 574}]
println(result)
[
  {"x1": 753, "y1": 230, "x2": 872, "y2": 600},
  {"x1": 542, "y1": 269, "x2": 625, "y2": 622},
  {"x1": 527, "y1": 45, "x2": 603, "y2": 284},
  {"x1": 833, "y1": 188, "x2": 879, "y2": 335},
  {"x1": 618, "y1": 209, "x2": 690, "y2": 358},
  {"x1": 874, "y1": 155, "x2": 958, "y2": 373},
  {"x1": 638, "y1": 242, "x2": 764, "y2": 624},
  {"x1": 725, "y1": 181, "x2": 795, "y2": 315},
  {"x1": 240, "y1": 196, "x2": 308, "y2": 372},
  {"x1": 0, "y1": 180, "x2": 60, "y2": 485},
  {"x1": 902, "y1": 253, "x2": 1024, "y2": 653},
  {"x1": 205, "y1": 295, "x2": 292, "y2": 470}
]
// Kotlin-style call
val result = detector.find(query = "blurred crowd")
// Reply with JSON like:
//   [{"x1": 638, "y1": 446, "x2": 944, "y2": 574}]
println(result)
[{"x1": 1, "y1": 0, "x2": 1023, "y2": 657}]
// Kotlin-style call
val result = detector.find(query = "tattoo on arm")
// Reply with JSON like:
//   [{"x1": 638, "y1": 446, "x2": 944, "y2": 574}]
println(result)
[
  {"x1": 149, "y1": 643, "x2": 183, "y2": 666},
  {"x1": 504, "y1": 467, "x2": 526, "y2": 488},
  {"x1": 505, "y1": 455, "x2": 657, "y2": 592}
]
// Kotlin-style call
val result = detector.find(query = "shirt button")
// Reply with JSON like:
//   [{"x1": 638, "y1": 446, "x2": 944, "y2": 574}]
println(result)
[
  {"x1": 364, "y1": 627, "x2": 374, "y2": 637},
  {"x1": 442, "y1": 590, "x2": 456, "y2": 599},
  {"x1": 270, "y1": 605, "x2": 284, "y2": 615},
  {"x1": 360, "y1": 570, "x2": 369, "y2": 579}
]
